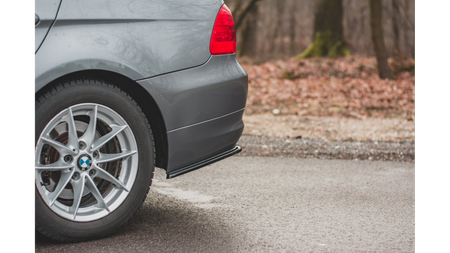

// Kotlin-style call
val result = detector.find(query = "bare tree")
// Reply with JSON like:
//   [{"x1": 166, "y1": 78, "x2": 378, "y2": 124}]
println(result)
[
  {"x1": 370, "y1": 0, "x2": 391, "y2": 79},
  {"x1": 296, "y1": 0, "x2": 349, "y2": 58},
  {"x1": 240, "y1": 0, "x2": 259, "y2": 57},
  {"x1": 289, "y1": 1, "x2": 297, "y2": 55},
  {"x1": 233, "y1": 0, "x2": 261, "y2": 31},
  {"x1": 391, "y1": 0, "x2": 401, "y2": 58},
  {"x1": 225, "y1": 0, "x2": 414, "y2": 63}
]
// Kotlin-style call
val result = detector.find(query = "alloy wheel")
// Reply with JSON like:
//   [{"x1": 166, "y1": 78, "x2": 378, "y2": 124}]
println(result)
[{"x1": 35, "y1": 103, "x2": 139, "y2": 222}]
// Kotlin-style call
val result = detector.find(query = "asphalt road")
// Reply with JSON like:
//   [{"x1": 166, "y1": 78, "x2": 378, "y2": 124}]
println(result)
[{"x1": 36, "y1": 157, "x2": 415, "y2": 252}]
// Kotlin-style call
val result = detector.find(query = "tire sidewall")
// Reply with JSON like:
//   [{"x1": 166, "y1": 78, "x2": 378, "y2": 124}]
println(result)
[{"x1": 35, "y1": 80, "x2": 153, "y2": 240}]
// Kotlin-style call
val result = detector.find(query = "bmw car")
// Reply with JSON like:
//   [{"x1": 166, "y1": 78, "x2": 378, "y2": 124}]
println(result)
[{"x1": 35, "y1": 0, "x2": 247, "y2": 242}]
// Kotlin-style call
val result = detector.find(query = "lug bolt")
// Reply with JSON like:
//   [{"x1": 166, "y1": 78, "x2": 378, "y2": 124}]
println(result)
[
  {"x1": 72, "y1": 172, "x2": 80, "y2": 180},
  {"x1": 89, "y1": 169, "x2": 96, "y2": 177},
  {"x1": 93, "y1": 151, "x2": 99, "y2": 159},
  {"x1": 64, "y1": 155, "x2": 73, "y2": 163},
  {"x1": 79, "y1": 141, "x2": 86, "y2": 150}
]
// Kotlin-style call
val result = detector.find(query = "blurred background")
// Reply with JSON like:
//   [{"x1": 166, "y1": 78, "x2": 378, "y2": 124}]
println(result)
[
  {"x1": 226, "y1": 0, "x2": 415, "y2": 62},
  {"x1": 230, "y1": 0, "x2": 415, "y2": 161}
]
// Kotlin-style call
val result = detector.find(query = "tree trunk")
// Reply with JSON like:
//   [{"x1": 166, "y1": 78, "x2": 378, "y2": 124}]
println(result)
[
  {"x1": 392, "y1": 0, "x2": 401, "y2": 58},
  {"x1": 296, "y1": 0, "x2": 350, "y2": 59},
  {"x1": 239, "y1": 0, "x2": 259, "y2": 57},
  {"x1": 233, "y1": 0, "x2": 261, "y2": 31},
  {"x1": 275, "y1": 0, "x2": 284, "y2": 56},
  {"x1": 370, "y1": 0, "x2": 392, "y2": 79},
  {"x1": 289, "y1": 1, "x2": 297, "y2": 55}
]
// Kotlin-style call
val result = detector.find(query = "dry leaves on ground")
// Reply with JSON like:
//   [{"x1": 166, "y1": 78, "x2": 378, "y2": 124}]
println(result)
[{"x1": 242, "y1": 56, "x2": 415, "y2": 119}]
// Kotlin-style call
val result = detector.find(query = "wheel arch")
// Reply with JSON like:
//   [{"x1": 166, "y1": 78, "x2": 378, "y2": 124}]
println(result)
[{"x1": 35, "y1": 70, "x2": 169, "y2": 170}]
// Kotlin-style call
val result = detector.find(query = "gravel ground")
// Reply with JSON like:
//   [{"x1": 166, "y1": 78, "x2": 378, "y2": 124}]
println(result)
[{"x1": 240, "y1": 114, "x2": 415, "y2": 162}]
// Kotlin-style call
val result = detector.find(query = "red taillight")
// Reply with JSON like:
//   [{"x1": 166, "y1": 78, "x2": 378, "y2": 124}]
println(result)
[{"x1": 210, "y1": 4, "x2": 236, "y2": 55}]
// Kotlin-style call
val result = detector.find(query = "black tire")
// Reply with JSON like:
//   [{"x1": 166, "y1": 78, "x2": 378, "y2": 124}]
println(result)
[{"x1": 35, "y1": 79, "x2": 155, "y2": 242}]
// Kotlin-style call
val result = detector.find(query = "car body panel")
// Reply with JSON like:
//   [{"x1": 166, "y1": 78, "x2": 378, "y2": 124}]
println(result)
[
  {"x1": 35, "y1": 0, "x2": 61, "y2": 52},
  {"x1": 137, "y1": 54, "x2": 248, "y2": 131},
  {"x1": 36, "y1": 0, "x2": 223, "y2": 92},
  {"x1": 138, "y1": 54, "x2": 247, "y2": 173},
  {"x1": 165, "y1": 108, "x2": 244, "y2": 173}
]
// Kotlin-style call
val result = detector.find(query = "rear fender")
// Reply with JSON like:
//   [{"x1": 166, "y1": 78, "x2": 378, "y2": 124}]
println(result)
[
  {"x1": 36, "y1": 0, "x2": 225, "y2": 91},
  {"x1": 35, "y1": 0, "x2": 62, "y2": 52}
]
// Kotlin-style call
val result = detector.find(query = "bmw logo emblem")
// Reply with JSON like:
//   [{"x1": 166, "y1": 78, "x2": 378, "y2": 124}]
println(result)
[{"x1": 78, "y1": 155, "x2": 92, "y2": 170}]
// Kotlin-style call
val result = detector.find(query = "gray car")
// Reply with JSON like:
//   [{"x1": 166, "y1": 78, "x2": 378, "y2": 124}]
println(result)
[{"x1": 35, "y1": 0, "x2": 247, "y2": 242}]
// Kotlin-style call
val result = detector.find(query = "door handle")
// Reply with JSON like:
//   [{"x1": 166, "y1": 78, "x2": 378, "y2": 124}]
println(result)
[{"x1": 32, "y1": 13, "x2": 41, "y2": 26}]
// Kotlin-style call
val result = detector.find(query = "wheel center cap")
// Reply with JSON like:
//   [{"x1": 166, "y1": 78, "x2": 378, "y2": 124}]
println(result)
[{"x1": 77, "y1": 154, "x2": 92, "y2": 170}]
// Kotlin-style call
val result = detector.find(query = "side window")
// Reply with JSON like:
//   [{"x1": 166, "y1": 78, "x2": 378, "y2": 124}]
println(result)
[{"x1": 35, "y1": 0, "x2": 62, "y2": 52}]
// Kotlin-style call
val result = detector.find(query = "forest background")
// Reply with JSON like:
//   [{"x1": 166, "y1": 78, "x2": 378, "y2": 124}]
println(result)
[{"x1": 226, "y1": 0, "x2": 415, "y2": 122}]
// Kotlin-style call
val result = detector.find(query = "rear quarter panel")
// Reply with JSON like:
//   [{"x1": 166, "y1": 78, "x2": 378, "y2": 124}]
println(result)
[
  {"x1": 35, "y1": 0, "x2": 61, "y2": 52},
  {"x1": 35, "y1": 0, "x2": 224, "y2": 92}
]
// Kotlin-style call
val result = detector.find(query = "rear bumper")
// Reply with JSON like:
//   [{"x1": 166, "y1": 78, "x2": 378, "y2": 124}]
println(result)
[
  {"x1": 137, "y1": 54, "x2": 247, "y2": 175},
  {"x1": 166, "y1": 108, "x2": 244, "y2": 174}
]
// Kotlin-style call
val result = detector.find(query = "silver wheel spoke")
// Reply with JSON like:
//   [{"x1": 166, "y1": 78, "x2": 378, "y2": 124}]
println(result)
[
  {"x1": 96, "y1": 150, "x2": 137, "y2": 164},
  {"x1": 41, "y1": 137, "x2": 75, "y2": 155},
  {"x1": 63, "y1": 107, "x2": 79, "y2": 152},
  {"x1": 85, "y1": 176, "x2": 110, "y2": 212},
  {"x1": 35, "y1": 161, "x2": 73, "y2": 171},
  {"x1": 90, "y1": 125, "x2": 128, "y2": 152},
  {"x1": 47, "y1": 170, "x2": 75, "y2": 206},
  {"x1": 93, "y1": 165, "x2": 129, "y2": 192},
  {"x1": 80, "y1": 105, "x2": 98, "y2": 148},
  {"x1": 69, "y1": 175, "x2": 86, "y2": 220}
]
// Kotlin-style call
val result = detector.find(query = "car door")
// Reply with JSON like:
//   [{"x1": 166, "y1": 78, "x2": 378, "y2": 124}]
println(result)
[{"x1": 35, "y1": 0, "x2": 62, "y2": 52}]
